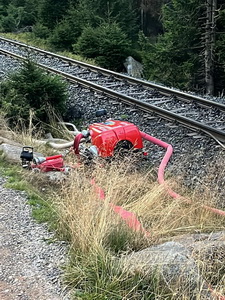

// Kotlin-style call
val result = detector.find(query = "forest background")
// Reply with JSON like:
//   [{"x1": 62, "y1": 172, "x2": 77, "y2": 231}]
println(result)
[{"x1": 0, "y1": 0, "x2": 224, "y2": 96}]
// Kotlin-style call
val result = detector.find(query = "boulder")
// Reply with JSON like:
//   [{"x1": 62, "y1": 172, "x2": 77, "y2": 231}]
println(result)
[
  {"x1": 43, "y1": 171, "x2": 68, "y2": 183},
  {"x1": 124, "y1": 56, "x2": 143, "y2": 78},
  {"x1": 0, "y1": 143, "x2": 43, "y2": 163},
  {"x1": 122, "y1": 241, "x2": 215, "y2": 299},
  {"x1": 173, "y1": 231, "x2": 225, "y2": 283}
]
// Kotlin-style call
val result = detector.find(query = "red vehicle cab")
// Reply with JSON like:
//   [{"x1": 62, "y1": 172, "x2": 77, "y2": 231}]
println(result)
[{"x1": 89, "y1": 120, "x2": 143, "y2": 157}]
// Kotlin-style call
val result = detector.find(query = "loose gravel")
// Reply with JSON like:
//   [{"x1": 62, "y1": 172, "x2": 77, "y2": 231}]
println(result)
[
  {"x1": 0, "y1": 54, "x2": 21, "y2": 80},
  {"x1": 0, "y1": 176, "x2": 70, "y2": 300}
]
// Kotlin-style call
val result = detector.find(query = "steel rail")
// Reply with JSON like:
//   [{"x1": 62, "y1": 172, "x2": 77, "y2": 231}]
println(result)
[
  {"x1": 1, "y1": 47, "x2": 225, "y2": 142},
  {"x1": 1, "y1": 36, "x2": 225, "y2": 111}
]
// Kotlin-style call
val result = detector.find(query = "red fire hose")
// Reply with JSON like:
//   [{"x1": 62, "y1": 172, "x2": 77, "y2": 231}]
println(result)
[
  {"x1": 74, "y1": 130, "x2": 225, "y2": 222},
  {"x1": 73, "y1": 133, "x2": 84, "y2": 155}
]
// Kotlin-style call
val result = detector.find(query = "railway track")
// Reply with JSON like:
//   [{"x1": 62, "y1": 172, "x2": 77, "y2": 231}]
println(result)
[{"x1": 1, "y1": 36, "x2": 225, "y2": 142}]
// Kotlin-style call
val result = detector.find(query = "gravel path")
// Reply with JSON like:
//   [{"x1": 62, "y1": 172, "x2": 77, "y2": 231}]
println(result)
[{"x1": 0, "y1": 176, "x2": 70, "y2": 300}]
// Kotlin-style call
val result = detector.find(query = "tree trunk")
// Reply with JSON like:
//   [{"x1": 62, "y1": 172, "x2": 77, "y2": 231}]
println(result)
[{"x1": 205, "y1": 0, "x2": 217, "y2": 95}]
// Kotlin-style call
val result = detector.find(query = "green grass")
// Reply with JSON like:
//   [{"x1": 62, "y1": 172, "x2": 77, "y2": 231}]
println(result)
[
  {"x1": 0, "y1": 32, "x2": 49, "y2": 49},
  {"x1": 65, "y1": 251, "x2": 162, "y2": 300}
]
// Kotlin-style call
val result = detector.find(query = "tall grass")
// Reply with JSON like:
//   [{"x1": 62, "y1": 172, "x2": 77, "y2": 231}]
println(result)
[
  {"x1": 54, "y1": 159, "x2": 225, "y2": 251},
  {"x1": 51, "y1": 158, "x2": 225, "y2": 298}
]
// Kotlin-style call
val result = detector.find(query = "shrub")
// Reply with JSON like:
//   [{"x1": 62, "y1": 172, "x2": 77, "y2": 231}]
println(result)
[
  {"x1": 73, "y1": 26, "x2": 99, "y2": 58},
  {"x1": 0, "y1": 14, "x2": 17, "y2": 32},
  {"x1": 48, "y1": 9, "x2": 85, "y2": 51},
  {"x1": 33, "y1": 23, "x2": 50, "y2": 39},
  {"x1": 74, "y1": 22, "x2": 131, "y2": 71},
  {"x1": 0, "y1": 60, "x2": 67, "y2": 127},
  {"x1": 0, "y1": 4, "x2": 27, "y2": 32},
  {"x1": 49, "y1": 20, "x2": 78, "y2": 51}
]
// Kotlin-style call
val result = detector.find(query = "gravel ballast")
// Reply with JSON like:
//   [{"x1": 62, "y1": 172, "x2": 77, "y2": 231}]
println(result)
[{"x1": 0, "y1": 176, "x2": 70, "y2": 300}]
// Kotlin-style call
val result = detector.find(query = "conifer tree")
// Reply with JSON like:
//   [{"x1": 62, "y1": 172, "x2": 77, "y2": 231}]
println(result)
[
  {"x1": 38, "y1": 0, "x2": 70, "y2": 29},
  {"x1": 140, "y1": 0, "x2": 204, "y2": 91},
  {"x1": 137, "y1": 0, "x2": 165, "y2": 35},
  {"x1": 0, "y1": 60, "x2": 67, "y2": 127},
  {"x1": 214, "y1": 0, "x2": 225, "y2": 94},
  {"x1": 140, "y1": 0, "x2": 225, "y2": 95},
  {"x1": 77, "y1": 0, "x2": 139, "y2": 41},
  {"x1": 74, "y1": 22, "x2": 131, "y2": 71}
]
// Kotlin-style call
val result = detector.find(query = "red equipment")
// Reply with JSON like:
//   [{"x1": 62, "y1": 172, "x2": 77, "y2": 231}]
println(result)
[
  {"x1": 31, "y1": 154, "x2": 65, "y2": 172},
  {"x1": 89, "y1": 120, "x2": 143, "y2": 157},
  {"x1": 74, "y1": 120, "x2": 144, "y2": 157},
  {"x1": 21, "y1": 120, "x2": 145, "y2": 172}
]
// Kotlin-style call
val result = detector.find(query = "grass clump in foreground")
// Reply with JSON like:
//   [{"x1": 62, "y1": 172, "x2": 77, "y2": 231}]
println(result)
[
  {"x1": 65, "y1": 250, "x2": 165, "y2": 300},
  {"x1": 52, "y1": 160, "x2": 225, "y2": 299}
]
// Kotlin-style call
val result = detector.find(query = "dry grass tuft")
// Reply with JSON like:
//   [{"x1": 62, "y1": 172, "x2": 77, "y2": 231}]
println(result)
[
  {"x1": 52, "y1": 158, "x2": 225, "y2": 298},
  {"x1": 53, "y1": 158, "x2": 225, "y2": 255},
  {"x1": 0, "y1": 113, "x2": 16, "y2": 140},
  {"x1": 0, "y1": 110, "x2": 75, "y2": 156}
]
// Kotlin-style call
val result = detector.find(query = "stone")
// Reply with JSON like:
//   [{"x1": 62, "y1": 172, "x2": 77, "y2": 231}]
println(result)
[
  {"x1": 0, "y1": 143, "x2": 43, "y2": 163},
  {"x1": 43, "y1": 171, "x2": 67, "y2": 183},
  {"x1": 124, "y1": 56, "x2": 143, "y2": 78},
  {"x1": 122, "y1": 241, "x2": 215, "y2": 299},
  {"x1": 173, "y1": 231, "x2": 225, "y2": 283}
]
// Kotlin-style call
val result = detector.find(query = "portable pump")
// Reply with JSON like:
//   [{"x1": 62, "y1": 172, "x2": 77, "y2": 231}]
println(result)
[
  {"x1": 75, "y1": 120, "x2": 144, "y2": 158},
  {"x1": 20, "y1": 119, "x2": 146, "y2": 172}
]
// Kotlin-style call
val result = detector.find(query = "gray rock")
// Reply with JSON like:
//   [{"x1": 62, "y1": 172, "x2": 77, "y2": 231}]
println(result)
[
  {"x1": 42, "y1": 171, "x2": 68, "y2": 183},
  {"x1": 173, "y1": 232, "x2": 225, "y2": 283},
  {"x1": 124, "y1": 56, "x2": 143, "y2": 78},
  {"x1": 0, "y1": 143, "x2": 43, "y2": 163},
  {"x1": 122, "y1": 241, "x2": 214, "y2": 299}
]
